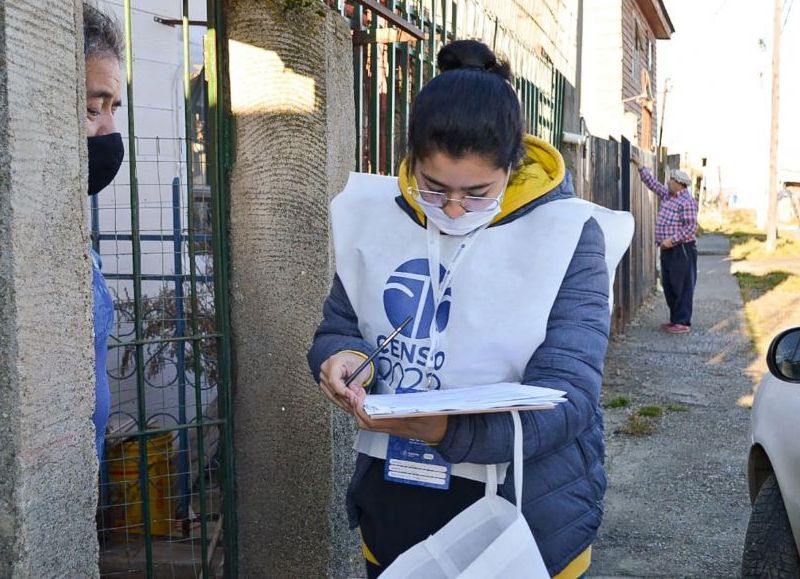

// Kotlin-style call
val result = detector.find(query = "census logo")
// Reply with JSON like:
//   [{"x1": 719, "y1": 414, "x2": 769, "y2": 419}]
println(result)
[{"x1": 383, "y1": 259, "x2": 451, "y2": 340}]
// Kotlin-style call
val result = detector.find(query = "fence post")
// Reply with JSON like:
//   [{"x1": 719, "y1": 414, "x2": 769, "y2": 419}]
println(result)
[
  {"x1": 224, "y1": 3, "x2": 359, "y2": 577},
  {"x1": 619, "y1": 137, "x2": 633, "y2": 329},
  {"x1": 0, "y1": 1, "x2": 99, "y2": 575}
]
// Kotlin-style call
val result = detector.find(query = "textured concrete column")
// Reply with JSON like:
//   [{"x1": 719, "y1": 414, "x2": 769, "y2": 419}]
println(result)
[
  {"x1": 0, "y1": 1, "x2": 99, "y2": 577},
  {"x1": 225, "y1": 2, "x2": 358, "y2": 576}
]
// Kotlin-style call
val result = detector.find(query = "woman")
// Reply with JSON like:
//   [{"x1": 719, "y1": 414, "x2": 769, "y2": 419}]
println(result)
[
  {"x1": 84, "y1": 2, "x2": 125, "y2": 460},
  {"x1": 308, "y1": 40, "x2": 632, "y2": 578}
]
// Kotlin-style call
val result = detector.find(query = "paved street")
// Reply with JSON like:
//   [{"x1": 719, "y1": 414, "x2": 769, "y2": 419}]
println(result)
[{"x1": 590, "y1": 235, "x2": 755, "y2": 577}]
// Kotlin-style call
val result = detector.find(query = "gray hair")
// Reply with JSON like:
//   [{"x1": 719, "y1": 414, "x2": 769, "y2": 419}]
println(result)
[{"x1": 83, "y1": 3, "x2": 124, "y2": 62}]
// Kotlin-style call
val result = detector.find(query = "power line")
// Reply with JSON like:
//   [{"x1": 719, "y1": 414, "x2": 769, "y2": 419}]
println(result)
[
  {"x1": 713, "y1": 0, "x2": 732, "y2": 17},
  {"x1": 784, "y1": 0, "x2": 795, "y2": 29}
]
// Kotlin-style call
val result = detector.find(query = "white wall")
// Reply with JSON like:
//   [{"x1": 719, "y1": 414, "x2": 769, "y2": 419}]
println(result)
[{"x1": 581, "y1": 0, "x2": 624, "y2": 140}]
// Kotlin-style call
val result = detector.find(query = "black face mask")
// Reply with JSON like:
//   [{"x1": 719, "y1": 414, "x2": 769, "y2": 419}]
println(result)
[{"x1": 87, "y1": 133, "x2": 124, "y2": 195}]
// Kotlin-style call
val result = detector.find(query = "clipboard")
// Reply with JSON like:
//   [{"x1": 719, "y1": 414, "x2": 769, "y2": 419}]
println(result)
[
  {"x1": 362, "y1": 383, "x2": 566, "y2": 419},
  {"x1": 367, "y1": 403, "x2": 559, "y2": 419}
]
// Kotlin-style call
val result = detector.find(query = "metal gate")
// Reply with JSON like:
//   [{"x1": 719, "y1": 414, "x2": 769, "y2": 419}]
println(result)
[
  {"x1": 326, "y1": 0, "x2": 566, "y2": 175},
  {"x1": 91, "y1": 1, "x2": 236, "y2": 577}
]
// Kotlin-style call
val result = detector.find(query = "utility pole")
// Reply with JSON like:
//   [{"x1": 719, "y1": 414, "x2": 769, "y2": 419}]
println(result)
[
  {"x1": 657, "y1": 78, "x2": 671, "y2": 182},
  {"x1": 766, "y1": 0, "x2": 782, "y2": 251}
]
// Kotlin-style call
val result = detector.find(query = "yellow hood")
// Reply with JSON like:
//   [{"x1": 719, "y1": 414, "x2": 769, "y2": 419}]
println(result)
[{"x1": 398, "y1": 134, "x2": 566, "y2": 226}]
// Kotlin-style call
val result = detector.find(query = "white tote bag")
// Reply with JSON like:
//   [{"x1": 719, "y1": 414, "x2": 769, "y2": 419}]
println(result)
[{"x1": 380, "y1": 411, "x2": 550, "y2": 579}]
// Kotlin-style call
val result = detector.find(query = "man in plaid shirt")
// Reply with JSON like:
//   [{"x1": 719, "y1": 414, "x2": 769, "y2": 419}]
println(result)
[{"x1": 637, "y1": 166, "x2": 698, "y2": 334}]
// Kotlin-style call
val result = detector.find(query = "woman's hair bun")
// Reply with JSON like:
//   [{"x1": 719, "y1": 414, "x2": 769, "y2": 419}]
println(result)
[{"x1": 437, "y1": 39, "x2": 512, "y2": 82}]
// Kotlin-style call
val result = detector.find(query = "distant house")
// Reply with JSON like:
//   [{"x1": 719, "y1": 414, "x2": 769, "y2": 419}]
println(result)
[{"x1": 581, "y1": 0, "x2": 674, "y2": 150}]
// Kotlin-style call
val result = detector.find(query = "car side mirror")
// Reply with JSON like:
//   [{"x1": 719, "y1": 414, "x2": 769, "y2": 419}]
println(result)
[{"x1": 767, "y1": 327, "x2": 800, "y2": 383}]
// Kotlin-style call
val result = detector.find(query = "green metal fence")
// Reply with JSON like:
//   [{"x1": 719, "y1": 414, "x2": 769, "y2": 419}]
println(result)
[
  {"x1": 92, "y1": 1, "x2": 235, "y2": 577},
  {"x1": 327, "y1": 0, "x2": 566, "y2": 174}
]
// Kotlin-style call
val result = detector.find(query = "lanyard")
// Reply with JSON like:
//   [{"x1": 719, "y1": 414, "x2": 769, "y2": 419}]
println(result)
[
  {"x1": 423, "y1": 222, "x2": 488, "y2": 385},
  {"x1": 420, "y1": 167, "x2": 510, "y2": 386}
]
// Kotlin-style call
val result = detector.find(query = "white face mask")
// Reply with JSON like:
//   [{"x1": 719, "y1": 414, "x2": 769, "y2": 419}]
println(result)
[
  {"x1": 421, "y1": 201, "x2": 502, "y2": 235},
  {"x1": 419, "y1": 169, "x2": 510, "y2": 236}
]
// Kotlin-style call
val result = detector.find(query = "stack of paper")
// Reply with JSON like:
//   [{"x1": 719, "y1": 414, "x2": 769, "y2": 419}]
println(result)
[{"x1": 364, "y1": 383, "x2": 567, "y2": 418}]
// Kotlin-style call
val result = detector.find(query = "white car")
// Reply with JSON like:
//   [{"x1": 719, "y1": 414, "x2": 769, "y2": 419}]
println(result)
[{"x1": 743, "y1": 327, "x2": 800, "y2": 576}]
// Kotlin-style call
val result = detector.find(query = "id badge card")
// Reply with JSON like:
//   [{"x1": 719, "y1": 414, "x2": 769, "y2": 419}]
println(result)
[{"x1": 385, "y1": 435, "x2": 451, "y2": 490}]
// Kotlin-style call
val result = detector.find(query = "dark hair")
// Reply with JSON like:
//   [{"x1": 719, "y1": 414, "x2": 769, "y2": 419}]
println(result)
[
  {"x1": 407, "y1": 40, "x2": 524, "y2": 170},
  {"x1": 83, "y1": 3, "x2": 124, "y2": 62}
]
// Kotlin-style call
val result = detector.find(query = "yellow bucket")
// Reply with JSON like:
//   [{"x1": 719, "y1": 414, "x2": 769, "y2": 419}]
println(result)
[{"x1": 107, "y1": 432, "x2": 178, "y2": 536}]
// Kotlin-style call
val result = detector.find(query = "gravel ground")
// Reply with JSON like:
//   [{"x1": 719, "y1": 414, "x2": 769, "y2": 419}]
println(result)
[{"x1": 589, "y1": 235, "x2": 757, "y2": 578}]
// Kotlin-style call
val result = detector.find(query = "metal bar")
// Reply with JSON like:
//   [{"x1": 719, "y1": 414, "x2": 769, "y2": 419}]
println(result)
[
  {"x1": 96, "y1": 233, "x2": 213, "y2": 242},
  {"x1": 351, "y1": 0, "x2": 426, "y2": 39},
  {"x1": 154, "y1": 17, "x2": 207, "y2": 27},
  {"x1": 183, "y1": 2, "x2": 210, "y2": 574},
  {"x1": 554, "y1": 72, "x2": 564, "y2": 148},
  {"x1": 428, "y1": 0, "x2": 436, "y2": 80},
  {"x1": 386, "y1": 0, "x2": 397, "y2": 175},
  {"x1": 450, "y1": 0, "x2": 457, "y2": 41},
  {"x1": 369, "y1": 12, "x2": 380, "y2": 172},
  {"x1": 529, "y1": 81, "x2": 536, "y2": 135},
  {"x1": 399, "y1": 1, "x2": 410, "y2": 159},
  {"x1": 414, "y1": 0, "x2": 424, "y2": 96},
  {"x1": 107, "y1": 333, "x2": 222, "y2": 350},
  {"x1": 440, "y1": 0, "x2": 448, "y2": 43},
  {"x1": 102, "y1": 273, "x2": 214, "y2": 283},
  {"x1": 90, "y1": 194, "x2": 100, "y2": 253},
  {"x1": 122, "y1": 2, "x2": 154, "y2": 575},
  {"x1": 207, "y1": 0, "x2": 238, "y2": 574},
  {"x1": 171, "y1": 178, "x2": 192, "y2": 527},
  {"x1": 105, "y1": 419, "x2": 226, "y2": 440},
  {"x1": 353, "y1": 4, "x2": 365, "y2": 172}
]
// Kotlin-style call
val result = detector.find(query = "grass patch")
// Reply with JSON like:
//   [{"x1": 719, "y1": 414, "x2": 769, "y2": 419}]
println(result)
[
  {"x1": 618, "y1": 413, "x2": 657, "y2": 437},
  {"x1": 735, "y1": 271, "x2": 793, "y2": 300},
  {"x1": 735, "y1": 272, "x2": 800, "y2": 353},
  {"x1": 615, "y1": 403, "x2": 687, "y2": 437},
  {"x1": 729, "y1": 232, "x2": 800, "y2": 261},
  {"x1": 616, "y1": 404, "x2": 668, "y2": 437},
  {"x1": 604, "y1": 395, "x2": 632, "y2": 409},
  {"x1": 636, "y1": 405, "x2": 663, "y2": 418}
]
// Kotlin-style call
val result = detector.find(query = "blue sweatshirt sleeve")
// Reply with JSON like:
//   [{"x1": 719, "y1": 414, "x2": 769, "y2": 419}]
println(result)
[
  {"x1": 435, "y1": 217, "x2": 610, "y2": 464},
  {"x1": 307, "y1": 273, "x2": 374, "y2": 383}
]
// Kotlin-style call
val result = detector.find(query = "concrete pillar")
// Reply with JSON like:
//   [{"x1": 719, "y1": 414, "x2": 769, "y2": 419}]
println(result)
[
  {"x1": 0, "y1": 1, "x2": 99, "y2": 577},
  {"x1": 224, "y1": 2, "x2": 358, "y2": 576}
]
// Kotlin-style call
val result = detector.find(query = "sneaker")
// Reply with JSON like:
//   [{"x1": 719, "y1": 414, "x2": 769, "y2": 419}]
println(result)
[{"x1": 665, "y1": 323, "x2": 690, "y2": 334}]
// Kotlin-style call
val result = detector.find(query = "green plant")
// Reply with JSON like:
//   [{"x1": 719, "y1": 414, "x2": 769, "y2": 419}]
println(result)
[
  {"x1": 604, "y1": 395, "x2": 632, "y2": 409},
  {"x1": 636, "y1": 405, "x2": 663, "y2": 418},
  {"x1": 618, "y1": 413, "x2": 656, "y2": 437},
  {"x1": 115, "y1": 272, "x2": 218, "y2": 388}
]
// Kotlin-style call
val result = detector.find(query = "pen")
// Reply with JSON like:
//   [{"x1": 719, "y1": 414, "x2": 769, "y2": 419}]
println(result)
[{"x1": 344, "y1": 315, "x2": 414, "y2": 388}]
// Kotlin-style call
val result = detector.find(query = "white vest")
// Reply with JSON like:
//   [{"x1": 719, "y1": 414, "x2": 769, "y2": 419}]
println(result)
[{"x1": 331, "y1": 172, "x2": 634, "y2": 482}]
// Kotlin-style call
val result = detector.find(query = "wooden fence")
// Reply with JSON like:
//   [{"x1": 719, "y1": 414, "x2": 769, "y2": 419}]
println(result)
[{"x1": 576, "y1": 136, "x2": 658, "y2": 333}]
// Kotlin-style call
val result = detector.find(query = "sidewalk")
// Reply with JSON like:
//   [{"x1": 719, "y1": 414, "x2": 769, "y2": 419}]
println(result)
[{"x1": 589, "y1": 234, "x2": 756, "y2": 577}]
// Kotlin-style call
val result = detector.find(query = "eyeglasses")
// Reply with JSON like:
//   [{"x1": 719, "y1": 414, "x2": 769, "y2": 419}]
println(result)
[{"x1": 407, "y1": 186, "x2": 501, "y2": 212}]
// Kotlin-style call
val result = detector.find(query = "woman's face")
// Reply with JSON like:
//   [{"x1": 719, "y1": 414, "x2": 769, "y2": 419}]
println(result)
[
  {"x1": 85, "y1": 55, "x2": 122, "y2": 138},
  {"x1": 414, "y1": 152, "x2": 509, "y2": 219}
]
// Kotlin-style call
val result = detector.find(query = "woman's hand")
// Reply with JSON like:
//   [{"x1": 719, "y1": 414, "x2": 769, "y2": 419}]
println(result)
[
  {"x1": 319, "y1": 351, "x2": 372, "y2": 413},
  {"x1": 349, "y1": 387, "x2": 448, "y2": 444}
]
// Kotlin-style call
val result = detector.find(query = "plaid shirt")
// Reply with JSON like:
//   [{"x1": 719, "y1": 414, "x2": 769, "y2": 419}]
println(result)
[{"x1": 639, "y1": 167, "x2": 698, "y2": 245}]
